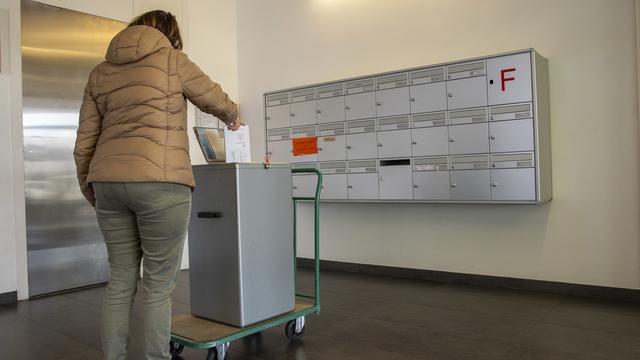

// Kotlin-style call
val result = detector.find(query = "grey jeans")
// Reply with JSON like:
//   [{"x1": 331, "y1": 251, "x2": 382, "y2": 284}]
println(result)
[{"x1": 93, "y1": 182, "x2": 191, "y2": 360}]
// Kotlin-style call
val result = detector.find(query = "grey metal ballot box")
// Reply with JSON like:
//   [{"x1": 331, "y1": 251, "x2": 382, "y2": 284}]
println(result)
[{"x1": 188, "y1": 163, "x2": 294, "y2": 327}]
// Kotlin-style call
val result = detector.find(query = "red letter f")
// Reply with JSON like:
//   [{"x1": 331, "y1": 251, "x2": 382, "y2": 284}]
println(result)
[{"x1": 500, "y1": 68, "x2": 516, "y2": 92}]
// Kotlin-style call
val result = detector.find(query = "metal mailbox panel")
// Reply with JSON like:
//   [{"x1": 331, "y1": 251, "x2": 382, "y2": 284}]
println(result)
[
  {"x1": 345, "y1": 91, "x2": 376, "y2": 120},
  {"x1": 378, "y1": 129, "x2": 412, "y2": 158},
  {"x1": 410, "y1": 82, "x2": 447, "y2": 113},
  {"x1": 448, "y1": 107, "x2": 487, "y2": 126},
  {"x1": 379, "y1": 159, "x2": 413, "y2": 200},
  {"x1": 491, "y1": 152, "x2": 534, "y2": 169},
  {"x1": 267, "y1": 128, "x2": 291, "y2": 142},
  {"x1": 491, "y1": 168, "x2": 536, "y2": 201},
  {"x1": 412, "y1": 111, "x2": 447, "y2": 128},
  {"x1": 446, "y1": 60, "x2": 486, "y2": 80},
  {"x1": 413, "y1": 171, "x2": 451, "y2": 200},
  {"x1": 292, "y1": 152, "x2": 318, "y2": 163},
  {"x1": 412, "y1": 127, "x2": 449, "y2": 157},
  {"x1": 376, "y1": 87, "x2": 410, "y2": 117},
  {"x1": 490, "y1": 103, "x2": 532, "y2": 121},
  {"x1": 347, "y1": 132, "x2": 378, "y2": 160},
  {"x1": 348, "y1": 173, "x2": 379, "y2": 199},
  {"x1": 264, "y1": 49, "x2": 549, "y2": 204},
  {"x1": 290, "y1": 100, "x2": 316, "y2": 126},
  {"x1": 450, "y1": 170, "x2": 491, "y2": 201},
  {"x1": 318, "y1": 135, "x2": 347, "y2": 161},
  {"x1": 321, "y1": 174, "x2": 348, "y2": 199},
  {"x1": 293, "y1": 175, "x2": 318, "y2": 197},
  {"x1": 446, "y1": 76, "x2": 488, "y2": 110},
  {"x1": 448, "y1": 123, "x2": 489, "y2": 155},
  {"x1": 489, "y1": 119, "x2": 534, "y2": 153},
  {"x1": 317, "y1": 96, "x2": 345, "y2": 123},
  {"x1": 266, "y1": 104, "x2": 290, "y2": 129},
  {"x1": 410, "y1": 67, "x2": 445, "y2": 85},
  {"x1": 487, "y1": 52, "x2": 532, "y2": 106},
  {"x1": 347, "y1": 118, "x2": 377, "y2": 134},
  {"x1": 267, "y1": 140, "x2": 292, "y2": 162}
]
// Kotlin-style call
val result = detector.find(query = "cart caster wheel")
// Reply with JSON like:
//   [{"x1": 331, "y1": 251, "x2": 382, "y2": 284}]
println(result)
[
  {"x1": 206, "y1": 342, "x2": 229, "y2": 360},
  {"x1": 170, "y1": 341, "x2": 184, "y2": 357},
  {"x1": 285, "y1": 318, "x2": 306, "y2": 341}
]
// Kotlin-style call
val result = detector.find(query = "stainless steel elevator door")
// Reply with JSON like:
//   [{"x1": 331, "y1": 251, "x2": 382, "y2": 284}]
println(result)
[{"x1": 22, "y1": 1, "x2": 125, "y2": 296}]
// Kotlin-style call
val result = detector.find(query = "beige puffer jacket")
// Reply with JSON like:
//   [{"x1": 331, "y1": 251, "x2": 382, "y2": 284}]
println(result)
[{"x1": 74, "y1": 25, "x2": 238, "y2": 204}]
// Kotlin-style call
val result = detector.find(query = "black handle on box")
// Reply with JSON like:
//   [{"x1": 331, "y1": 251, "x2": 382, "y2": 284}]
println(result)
[{"x1": 197, "y1": 212, "x2": 223, "y2": 219}]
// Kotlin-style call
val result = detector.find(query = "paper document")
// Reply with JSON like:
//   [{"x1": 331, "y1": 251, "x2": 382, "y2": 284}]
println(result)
[{"x1": 224, "y1": 125, "x2": 252, "y2": 163}]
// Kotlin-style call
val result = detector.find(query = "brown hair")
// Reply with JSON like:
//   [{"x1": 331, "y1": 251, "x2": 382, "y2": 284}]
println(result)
[{"x1": 129, "y1": 10, "x2": 183, "y2": 50}]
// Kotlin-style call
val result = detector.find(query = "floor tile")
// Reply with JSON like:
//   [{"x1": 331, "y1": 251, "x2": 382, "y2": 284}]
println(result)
[
  {"x1": 2, "y1": 267, "x2": 637, "y2": 360},
  {"x1": 273, "y1": 336, "x2": 423, "y2": 360},
  {"x1": 0, "y1": 315, "x2": 93, "y2": 360},
  {"x1": 502, "y1": 346, "x2": 610, "y2": 360},
  {"x1": 55, "y1": 348, "x2": 104, "y2": 360},
  {"x1": 373, "y1": 302, "x2": 537, "y2": 342},
  {"x1": 412, "y1": 283, "x2": 562, "y2": 321},
  {"x1": 16, "y1": 294, "x2": 89, "y2": 320},
  {"x1": 515, "y1": 323, "x2": 640, "y2": 360},
  {"x1": 541, "y1": 296, "x2": 640, "y2": 337},
  {"x1": 315, "y1": 290, "x2": 396, "y2": 316},
  {"x1": 329, "y1": 318, "x2": 510, "y2": 360},
  {"x1": 63, "y1": 285, "x2": 106, "y2": 307},
  {"x1": 26, "y1": 301, "x2": 143, "y2": 350}
]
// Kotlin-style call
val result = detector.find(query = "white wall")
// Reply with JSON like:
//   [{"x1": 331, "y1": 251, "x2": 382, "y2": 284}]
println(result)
[
  {"x1": 0, "y1": 1, "x2": 21, "y2": 297},
  {"x1": 180, "y1": 0, "x2": 238, "y2": 268},
  {"x1": 182, "y1": 0, "x2": 238, "y2": 165},
  {"x1": 237, "y1": 0, "x2": 640, "y2": 289},
  {"x1": 0, "y1": 0, "x2": 28, "y2": 299}
]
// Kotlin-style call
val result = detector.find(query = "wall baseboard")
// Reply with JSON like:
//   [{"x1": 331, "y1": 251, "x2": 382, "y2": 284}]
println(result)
[
  {"x1": 0, "y1": 291, "x2": 17, "y2": 305},
  {"x1": 297, "y1": 258, "x2": 640, "y2": 303}
]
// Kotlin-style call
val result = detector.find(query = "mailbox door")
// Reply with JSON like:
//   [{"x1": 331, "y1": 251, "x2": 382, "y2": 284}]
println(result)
[
  {"x1": 290, "y1": 100, "x2": 316, "y2": 127},
  {"x1": 348, "y1": 173, "x2": 379, "y2": 200},
  {"x1": 318, "y1": 135, "x2": 347, "y2": 161},
  {"x1": 321, "y1": 174, "x2": 348, "y2": 200},
  {"x1": 345, "y1": 92, "x2": 376, "y2": 120},
  {"x1": 413, "y1": 171, "x2": 451, "y2": 200},
  {"x1": 412, "y1": 127, "x2": 449, "y2": 157},
  {"x1": 487, "y1": 52, "x2": 533, "y2": 106},
  {"x1": 376, "y1": 87, "x2": 410, "y2": 117},
  {"x1": 266, "y1": 104, "x2": 290, "y2": 129},
  {"x1": 450, "y1": 170, "x2": 491, "y2": 201},
  {"x1": 410, "y1": 82, "x2": 447, "y2": 113},
  {"x1": 446, "y1": 76, "x2": 488, "y2": 110},
  {"x1": 490, "y1": 168, "x2": 536, "y2": 201},
  {"x1": 378, "y1": 129, "x2": 412, "y2": 158},
  {"x1": 317, "y1": 96, "x2": 345, "y2": 124}
]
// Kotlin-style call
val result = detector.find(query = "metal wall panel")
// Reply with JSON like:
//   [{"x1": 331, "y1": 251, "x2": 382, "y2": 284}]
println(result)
[
  {"x1": 263, "y1": 49, "x2": 551, "y2": 204},
  {"x1": 22, "y1": 1, "x2": 125, "y2": 295}
]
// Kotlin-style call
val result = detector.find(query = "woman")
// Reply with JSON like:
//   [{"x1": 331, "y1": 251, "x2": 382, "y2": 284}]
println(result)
[{"x1": 73, "y1": 10, "x2": 239, "y2": 360}]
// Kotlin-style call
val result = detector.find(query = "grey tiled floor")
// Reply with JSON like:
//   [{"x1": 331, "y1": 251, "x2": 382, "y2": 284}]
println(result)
[{"x1": 1, "y1": 268, "x2": 640, "y2": 359}]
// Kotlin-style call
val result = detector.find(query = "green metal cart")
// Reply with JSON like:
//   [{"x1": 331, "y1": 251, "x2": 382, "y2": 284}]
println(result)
[{"x1": 169, "y1": 168, "x2": 322, "y2": 360}]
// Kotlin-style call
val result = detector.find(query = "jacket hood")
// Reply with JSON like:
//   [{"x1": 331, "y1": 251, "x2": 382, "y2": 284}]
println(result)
[{"x1": 105, "y1": 25, "x2": 171, "y2": 64}]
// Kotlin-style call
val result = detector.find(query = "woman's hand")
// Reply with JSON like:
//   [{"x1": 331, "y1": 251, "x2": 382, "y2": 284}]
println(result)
[{"x1": 227, "y1": 118, "x2": 242, "y2": 131}]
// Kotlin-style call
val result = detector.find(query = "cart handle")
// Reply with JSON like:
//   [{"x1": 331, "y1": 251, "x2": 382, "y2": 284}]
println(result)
[
  {"x1": 291, "y1": 168, "x2": 322, "y2": 202},
  {"x1": 197, "y1": 211, "x2": 223, "y2": 219},
  {"x1": 291, "y1": 167, "x2": 322, "y2": 309}
]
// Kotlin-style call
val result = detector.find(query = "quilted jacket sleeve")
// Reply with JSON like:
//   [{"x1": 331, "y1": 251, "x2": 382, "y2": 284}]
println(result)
[
  {"x1": 73, "y1": 71, "x2": 102, "y2": 206},
  {"x1": 177, "y1": 51, "x2": 239, "y2": 125}
]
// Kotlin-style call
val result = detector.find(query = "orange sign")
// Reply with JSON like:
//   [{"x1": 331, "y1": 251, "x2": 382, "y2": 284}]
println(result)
[{"x1": 292, "y1": 137, "x2": 318, "y2": 156}]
